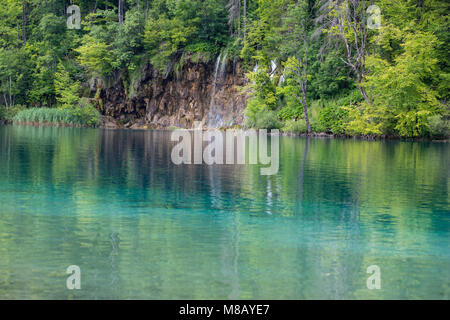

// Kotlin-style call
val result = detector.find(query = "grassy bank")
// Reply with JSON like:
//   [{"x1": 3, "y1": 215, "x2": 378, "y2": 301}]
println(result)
[{"x1": 12, "y1": 107, "x2": 100, "y2": 127}]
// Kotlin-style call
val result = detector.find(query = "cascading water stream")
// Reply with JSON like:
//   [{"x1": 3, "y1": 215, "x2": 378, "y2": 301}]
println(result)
[
  {"x1": 219, "y1": 53, "x2": 227, "y2": 80},
  {"x1": 270, "y1": 60, "x2": 277, "y2": 78},
  {"x1": 208, "y1": 53, "x2": 226, "y2": 128}
]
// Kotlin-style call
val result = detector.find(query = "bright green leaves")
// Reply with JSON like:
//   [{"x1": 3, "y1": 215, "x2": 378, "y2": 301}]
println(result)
[
  {"x1": 0, "y1": 0, "x2": 22, "y2": 48},
  {"x1": 343, "y1": 102, "x2": 387, "y2": 136},
  {"x1": 244, "y1": 67, "x2": 281, "y2": 129},
  {"x1": 143, "y1": 0, "x2": 228, "y2": 73},
  {"x1": 76, "y1": 9, "x2": 145, "y2": 77},
  {"x1": 365, "y1": 32, "x2": 442, "y2": 137},
  {"x1": 54, "y1": 62, "x2": 81, "y2": 108},
  {"x1": 75, "y1": 35, "x2": 116, "y2": 77},
  {"x1": 144, "y1": 15, "x2": 198, "y2": 72}
]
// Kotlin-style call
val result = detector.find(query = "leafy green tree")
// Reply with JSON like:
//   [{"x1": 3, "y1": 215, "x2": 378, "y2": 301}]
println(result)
[
  {"x1": 0, "y1": 48, "x2": 28, "y2": 107},
  {"x1": 0, "y1": 0, "x2": 23, "y2": 48},
  {"x1": 322, "y1": 0, "x2": 376, "y2": 105},
  {"x1": 54, "y1": 62, "x2": 81, "y2": 108},
  {"x1": 144, "y1": 11, "x2": 199, "y2": 72},
  {"x1": 76, "y1": 35, "x2": 116, "y2": 77},
  {"x1": 364, "y1": 32, "x2": 441, "y2": 137},
  {"x1": 277, "y1": 0, "x2": 316, "y2": 133},
  {"x1": 241, "y1": 0, "x2": 285, "y2": 64},
  {"x1": 143, "y1": 0, "x2": 228, "y2": 72}
]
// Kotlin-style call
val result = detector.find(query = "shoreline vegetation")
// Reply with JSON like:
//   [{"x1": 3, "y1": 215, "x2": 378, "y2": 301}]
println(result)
[
  {"x1": 1, "y1": 106, "x2": 100, "y2": 128},
  {"x1": 0, "y1": 1, "x2": 449, "y2": 140},
  {"x1": 1, "y1": 110, "x2": 448, "y2": 142}
]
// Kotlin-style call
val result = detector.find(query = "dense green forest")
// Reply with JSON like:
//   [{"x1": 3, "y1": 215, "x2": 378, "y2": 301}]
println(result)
[{"x1": 0, "y1": 0, "x2": 448, "y2": 137}]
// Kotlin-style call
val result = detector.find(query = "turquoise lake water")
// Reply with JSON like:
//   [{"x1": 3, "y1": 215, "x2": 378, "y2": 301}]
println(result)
[{"x1": 0, "y1": 125, "x2": 448, "y2": 299}]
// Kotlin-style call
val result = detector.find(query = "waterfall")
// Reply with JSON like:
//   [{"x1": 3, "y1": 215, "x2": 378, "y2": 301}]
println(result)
[
  {"x1": 213, "y1": 53, "x2": 221, "y2": 85},
  {"x1": 279, "y1": 72, "x2": 285, "y2": 86},
  {"x1": 207, "y1": 53, "x2": 225, "y2": 128},
  {"x1": 251, "y1": 63, "x2": 259, "y2": 85},
  {"x1": 219, "y1": 53, "x2": 227, "y2": 80},
  {"x1": 270, "y1": 60, "x2": 277, "y2": 78}
]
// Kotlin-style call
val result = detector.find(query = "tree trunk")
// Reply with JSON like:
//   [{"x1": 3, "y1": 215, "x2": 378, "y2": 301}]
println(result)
[
  {"x1": 118, "y1": 0, "x2": 124, "y2": 24},
  {"x1": 358, "y1": 85, "x2": 371, "y2": 105},
  {"x1": 237, "y1": 0, "x2": 241, "y2": 38},
  {"x1": 22, "y1": 0, "x2": 27, "y2": 45},
  {"x1": 302, "y1": 37, "x2": 311, "y2": 134},
  {"x1": 357, "y1": 74, "x2": 371, "y2": 105},
  {"x1": 301, "y1": 92, "x2": 311, "y2": 133},
  {"x1": 243, "y1": 0, "x2": 247, "y2": 38},
  {"x1": 4, "y1": 94, "x2": 9, "y2": 109}
]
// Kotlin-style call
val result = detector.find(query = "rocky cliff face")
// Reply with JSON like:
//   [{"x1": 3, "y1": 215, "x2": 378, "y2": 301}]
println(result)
[{"x1": 97, "y1": 57, "x2": 248, "y2": 129}]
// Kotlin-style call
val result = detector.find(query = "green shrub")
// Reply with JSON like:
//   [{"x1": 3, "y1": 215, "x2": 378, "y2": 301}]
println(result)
[
  {"x1": 244, "y1": 98, "x2": 263, "y2": 128},
  {"x1": 282, "y1": 119, "x2": 307, "y2": 134},
  {"x1": 277, "y1": 106, "x2": 303, "y2": 121},
  {"x1": 74, "y1": 98, "x2": 101, "y2": 127},
  {"x1": 184, "y1": 42, "x2": 219, "y2": 57},
  {"x1": 334, "y1": 89, "x2": 364, "y2": 107},
  {"x1": 0, "y1": 105, "x2": 26, "y2": 122},
  {"x1": 245, "y1": 105, "x2": 281, "y2": 129},
  {"x1": 310, "y1": 118, "x2": 326, "y2": 133},
  {"x1": 428, "y1": 115, "x2": 450, "y2": 138},
  {"x1": 69, "y1": 105, "x2": 101, "y2": 127},
  {"x1": 318, "y1": 104, "x2": 349, "y2": 134},
  {"x1": 342, "y1": 102, "x2": 386, "y2": 136},
  {"x1": 255, "y1": 110, "x2": 282, "y2": 129},
  {"x1": 315, "y1": 90, "x2": 362, "y2": 134}
]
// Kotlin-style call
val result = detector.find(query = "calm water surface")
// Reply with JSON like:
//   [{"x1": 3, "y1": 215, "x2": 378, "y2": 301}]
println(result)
[{"x1": 0, "y1": 126, "x2": 448, "y2": 299}]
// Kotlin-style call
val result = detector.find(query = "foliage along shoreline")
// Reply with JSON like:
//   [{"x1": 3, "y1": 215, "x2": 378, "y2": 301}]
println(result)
[
  {"x1": 2, "y1": 115, "x2": 448, "y2": 143},
  {"x1": 1, "y1": 105, "x2": 100, "y2": 128},
  {"x1": 0, "y1": 0, "x2": 449, "y2": 139}
]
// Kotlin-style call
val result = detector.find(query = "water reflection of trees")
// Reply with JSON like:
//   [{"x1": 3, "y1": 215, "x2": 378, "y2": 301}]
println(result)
[{"x1": 0, "y1": 127, "x2": 448, "y2": 299}]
